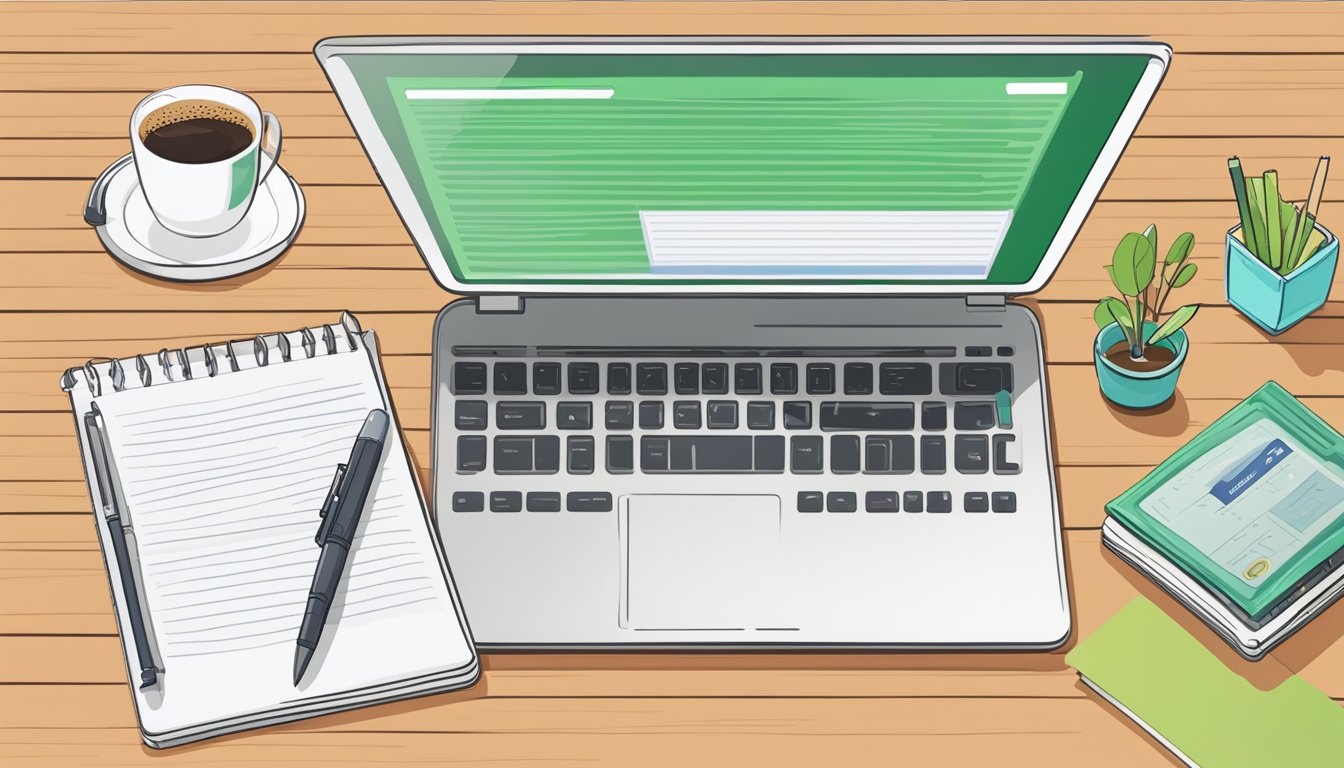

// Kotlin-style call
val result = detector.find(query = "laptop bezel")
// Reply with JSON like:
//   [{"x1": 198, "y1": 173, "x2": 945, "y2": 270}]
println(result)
[{"x1": 315, "y1": 36, "x2": 1170, "y2": 297}]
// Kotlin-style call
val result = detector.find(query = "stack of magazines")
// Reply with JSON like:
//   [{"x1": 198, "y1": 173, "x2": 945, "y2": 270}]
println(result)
[{"x1": 1103, "y1": 382, "x2": 1344, "y2": 660}]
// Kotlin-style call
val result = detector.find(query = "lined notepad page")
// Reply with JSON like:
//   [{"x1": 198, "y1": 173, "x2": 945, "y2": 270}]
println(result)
[{"x1": 94, "y1": 337, "x2": 471, "y2": 736}]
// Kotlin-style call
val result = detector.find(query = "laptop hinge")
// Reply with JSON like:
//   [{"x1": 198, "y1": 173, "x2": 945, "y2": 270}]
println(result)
[
  {"x1": 476, "y1": 295, "x2": 524, "y2": 314},
  {"x1": 965, "y1": 294, "x2": 1007, "y2": 312}
]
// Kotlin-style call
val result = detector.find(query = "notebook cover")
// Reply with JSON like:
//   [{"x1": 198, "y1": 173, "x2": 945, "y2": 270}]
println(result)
[
  {"x1": 1105, "y1": 381, "x2": 1344, "y2": 617},
  {"x1": 1067, "y1": 598, "x2": 1344, "y2": 765}
]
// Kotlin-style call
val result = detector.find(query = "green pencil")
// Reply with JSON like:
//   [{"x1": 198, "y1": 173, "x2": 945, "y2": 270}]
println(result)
[{"x1": 1264, "y1": 170, "x2": 1283, "y2": 270}]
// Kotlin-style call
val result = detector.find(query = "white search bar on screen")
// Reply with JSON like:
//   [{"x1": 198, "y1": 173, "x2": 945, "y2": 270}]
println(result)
[
  {"x1": 1005, "y1": 82, "x2": 1069, "y2": 96},
  {"x1": 405, "y1": 88, "x2": 615, "y2": 100}
]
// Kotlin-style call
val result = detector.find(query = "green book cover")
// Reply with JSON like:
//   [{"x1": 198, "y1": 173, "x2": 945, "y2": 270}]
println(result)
[
  {"x1": 1067, "y1": 599, "x2": 1344, "y2": 766},
  {"x1": 1105, "y1": 382, "x2": 1344, "y2": 619}
]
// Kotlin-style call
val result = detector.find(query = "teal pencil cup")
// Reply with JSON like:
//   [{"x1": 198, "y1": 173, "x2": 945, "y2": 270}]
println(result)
[
  {"x1": 1093, "y1": 321, "x2": 1188, "y2": 410},
  {"x1": 1225, "y1": 223, "x2": 1338, "y2": 335}
]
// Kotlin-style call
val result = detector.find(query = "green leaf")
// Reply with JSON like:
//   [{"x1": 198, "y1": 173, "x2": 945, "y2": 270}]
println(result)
[
  {"x1": 1165, "y1": 231, "x2": 1195, "y2": 267},
  {"x1": 1097, "y1": 297, "x2": 1131, "y2": 330},
  {"x1": 1246, "y1": 177, "x2": 1270, "y2": 263},
  {"x1": 1110, "y1": 232, "x2": 1155, "y2": 297},
  {"x1": 1264, "y1": 171, "x2": 1283, "y2": 269},
  {"x1": 1143, "y1": 224, "x2": 1159, "y2": 264},
  {"x1": 1170, "y1": 262, "x2": 1198, "y2": 288},
  {"x1": 1093, "y1": 299, "x2": 1115, "y2": 329},
  {"x1": 1146, "y1": 304, "x2": 1198, "y2": 347}
]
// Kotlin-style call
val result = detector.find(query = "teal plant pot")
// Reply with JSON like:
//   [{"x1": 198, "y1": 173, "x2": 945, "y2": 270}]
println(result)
[
  {"x1": 1093, "y1": 321, "x2": 1188, "y2": 410},
  {"x1": 1226, "y1": 222, "x2": 1338, "y2": 335}
]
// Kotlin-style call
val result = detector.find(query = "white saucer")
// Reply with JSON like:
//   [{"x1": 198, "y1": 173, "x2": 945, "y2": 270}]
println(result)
[{"x1": 85, "y1": 154, "x2": 305, "y2": 282}]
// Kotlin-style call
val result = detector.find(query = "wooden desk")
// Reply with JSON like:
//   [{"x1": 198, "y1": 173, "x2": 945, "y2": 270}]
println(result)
[{"x1": 2, "y1": 2, "x2": 1341, "y2": 764}]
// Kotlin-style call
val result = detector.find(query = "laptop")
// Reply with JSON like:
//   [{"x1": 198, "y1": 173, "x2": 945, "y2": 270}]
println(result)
[{"x1": 317, "y1": 37, "x2": 1169, "y2": 649}]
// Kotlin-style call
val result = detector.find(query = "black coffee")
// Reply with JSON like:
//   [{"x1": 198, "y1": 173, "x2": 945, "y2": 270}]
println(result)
[{"x1": 143, "y1": 117, "x2": 253, "y2": 164}]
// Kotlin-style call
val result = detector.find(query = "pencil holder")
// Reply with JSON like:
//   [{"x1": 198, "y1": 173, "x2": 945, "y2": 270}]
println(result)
[{"x1": 1226, "y1": 223, "x2": 1338, "y2": 335}]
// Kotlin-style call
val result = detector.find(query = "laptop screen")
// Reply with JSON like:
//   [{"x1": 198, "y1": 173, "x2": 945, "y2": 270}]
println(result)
[{"x1": 333, "y1": 48, "x2": 1155, "y2": 288}]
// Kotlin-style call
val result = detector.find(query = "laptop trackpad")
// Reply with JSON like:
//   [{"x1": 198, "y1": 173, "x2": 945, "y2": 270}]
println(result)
[{"x1": 619, "y1": 494, "x2": 790, "y2": 631}]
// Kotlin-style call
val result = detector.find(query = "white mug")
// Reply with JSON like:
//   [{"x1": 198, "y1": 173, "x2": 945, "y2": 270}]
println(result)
[{"x1": 130, "y1": 85, "x2": 282, "y2": 238}]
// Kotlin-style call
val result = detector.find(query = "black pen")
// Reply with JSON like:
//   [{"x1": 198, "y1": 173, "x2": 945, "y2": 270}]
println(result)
[
  {"x1": 293, "y1": 409, "x2": 389, "y2": 685},
  {"x1": 85, "y1": 406, "x2": 160, "y2": 689}
]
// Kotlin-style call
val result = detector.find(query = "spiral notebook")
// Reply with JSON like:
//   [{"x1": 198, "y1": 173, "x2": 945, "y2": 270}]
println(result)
[{"x1": 61, "y1": 312, "x2": 478, "y2": 748}]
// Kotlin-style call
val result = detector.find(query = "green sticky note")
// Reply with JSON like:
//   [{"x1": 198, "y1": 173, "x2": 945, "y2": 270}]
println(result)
[{"x1": 1067, "y1": 598, "x2": 1344, "y2": 766}]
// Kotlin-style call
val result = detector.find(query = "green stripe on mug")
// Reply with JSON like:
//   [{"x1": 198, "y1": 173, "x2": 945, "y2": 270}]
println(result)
[{"x1": 229, "y1": 149, "x2": 257, "y2": 209}]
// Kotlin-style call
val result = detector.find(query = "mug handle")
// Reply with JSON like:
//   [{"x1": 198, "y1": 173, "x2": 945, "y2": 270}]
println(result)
[{"x1": 258, "y1": 111, "x2": 282, "y2": 184}]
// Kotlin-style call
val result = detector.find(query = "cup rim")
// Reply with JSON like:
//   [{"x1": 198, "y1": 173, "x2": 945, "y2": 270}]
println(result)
[
  {"x1": 1094, "y1": 321, "x2": 1188, "y2": 380},
  {"x1": 130, "y1": 84, "x2": 262, "y2": 168}
]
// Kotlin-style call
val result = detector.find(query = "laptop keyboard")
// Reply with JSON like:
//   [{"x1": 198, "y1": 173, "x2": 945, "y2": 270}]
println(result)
[{"x1": 448, "y1": 349, "x2": 1022, "y2": 515}]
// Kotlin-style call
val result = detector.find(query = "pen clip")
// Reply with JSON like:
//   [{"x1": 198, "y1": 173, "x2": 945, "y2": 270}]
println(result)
[{"x1": 316, "y1": 463, "x2": 347, "y2": 546}]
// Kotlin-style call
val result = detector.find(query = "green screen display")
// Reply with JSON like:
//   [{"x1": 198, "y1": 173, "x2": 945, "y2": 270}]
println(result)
[{"x1": 341, "y1": 53, "x2": 1151, "y2": 286}]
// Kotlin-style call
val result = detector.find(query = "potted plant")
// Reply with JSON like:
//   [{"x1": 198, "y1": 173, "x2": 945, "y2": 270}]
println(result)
[
  {"x1": 1093, "y1": 225, "x2": 1200, "y2": 409},
  {"x1": 1225, "y1": 156, "x2": 1337, "y2": 334}
]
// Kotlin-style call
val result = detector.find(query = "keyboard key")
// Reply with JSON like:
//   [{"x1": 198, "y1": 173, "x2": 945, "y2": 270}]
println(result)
[
  {"x1": 636, "y1": 363, "x2": 668, "y2": 395},
  {"x1": 964, "y1": 492, "x2": 990, "y2": 513},
  {"x1": 706, "y1": 400, "x2": 738, "y2": 429},
  {"x1": 568, "y1": 362, "x2": 600, "y2": 394},
  {"x1": 903, "y1": 491, "x2": 924, "y2": 513},
  {"x1": 557, "y1": 402, "x2": 592, "y2": 430},
  {"x1": 843, "y1": 363, "x2": 873, "y2": 395},
  {"x1": 941, "y1": 362, "x2": 1013, "y2": 395},
  {"x1": 606, "y1": 435, "x2": 634, "y2": 474},
  {"x1": 533, "y1": 362, "x2": 562, "y2": 395},
  {"x1": 879, "y1": 363, "x2": 932, "y2": 395},
  {"x1": 639, "y1": 401, "x2": 664, "y2": 429},
  {"x1": 673, "y1": 401, "x2": 702, "y2": 429},
  {"x1": 494, "y1": 436, "x2": 560, "y2": 474},
  {"x1": 820, "y1": 401, "x2": 915, "y2": 431},
  {"x1": 921, "y1": 402, "x2": 948, "y2": 431},
  {"x1": 827, "y1": 492, "x2": 857, "y2": 513},
  {"x1": 865, "y1": 435, "x2": 914, "y2": 474},
  {"x1": 490, "y1": 491, "x2": 523, "y2": 513},
  {"x1": 701, "y1": 363, "x2": 729, "y2": 394},
  {"x1": 920, "y1": 435, "x2": 947, "y2": 474},
  {"x1": 676, "y1": 435, "x2": 753, "y2": 472},
  {"x1": 606, "y1": 401, "x2": 635, "y2": 430},
  {"x1": 994, "y1": 434, "x2": 1022, "y2": 474},
  {"x1": 783, "y1": 401, "x2": 812, "y2": 429},
  {"x1": 607, "y1": 363, "x2": 632, "y2": 395},
  {"x1": 954, "y1": 434, "x2": 990, "y2": 474},
  {"x1": 866, "y1": 491, "x2": 899, "y2": 513},
  {"x1": 674, "y1": 362, "x2": 700, "y2": 394},
  {"x1": 797, "y1": 491, "x2": 824, "y2": 513},
  {"x1": 954, "y1": 401, "x2": 996, "y2": 431},
  {"x1": 452, "y1": 362, "x2": 487, "y2": 395},
  {"x1": 567, "y1": 436, "x2": 595, "y2": 474},
  {"x1": 494, "y1": 362, "x2": 527, "y2": 395},
  {"x1": 526, "y1": 491, "x2": 561, "y2": 512},
  {"x1": 747, "y1": 401, "x2": 775, "y2": 430},
  {"x1": 497, "y1": 401, "x2": 546, "y2": 430},
  {"x1": 806, "y1": 363, "x2": 836, "y2": 394},
  {"x1": 992, "y1": 491, "x2": 1017, "y2": 513},
  {"x1": 928, "y1": 491, "x2": 952, "y2": 513},
  {"x1": 457, "y1": 435, "x2": 486, "y2": 473},
  {"x1": 771, "y1": 363, "x2": 798, "y2": 395},
  {"x1": 455, "y1": 400, "x2": 488, "y2": 430},
  {"x1": 567, "y1": 492, "x2": 612, "y2": 512},
  {"x1": 641, "y1": 437, "x2": 669, "y2": 471},
  {"x1": 966, "y1": 346, "x2": 992, "y2": 357},
  {"x1": 997, "y1": 346, "x2": 1015, "y2": 357},
  {"x1": 790, "y1": 436, "x2": 824, "y2": 473},
  {"x1": 734, "y1": 363, "x2": 763, "y2": 395},
  {"x1": 754, "y1": 435, "x2": 786, "y2": 472},
  {"x1": 535, "y1": 436, "x2": 560, "y2": 474},
  {"x1": 452, "y1": 491, "x2": 484, "y2": 512},
  {"x1": 830, "y1": 435, "x2": 861, "y2": 474}
]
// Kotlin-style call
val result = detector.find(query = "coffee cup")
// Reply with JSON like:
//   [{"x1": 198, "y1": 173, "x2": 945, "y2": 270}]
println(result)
[{"x1": 130, "y1": 85, "x2": 282, "y2": 238}]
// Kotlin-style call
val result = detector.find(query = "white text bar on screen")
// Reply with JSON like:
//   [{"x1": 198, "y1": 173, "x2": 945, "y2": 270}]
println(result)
[
  {"x1": 405, "y1": 88, "x2": 615, "y2": 100},
  {"x1": 1005, "y1": 82, "x2": 1069, "y2": 96}
]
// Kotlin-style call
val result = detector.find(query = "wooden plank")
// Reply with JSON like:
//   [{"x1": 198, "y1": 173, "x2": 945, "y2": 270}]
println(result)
[
  {"x1": 1, "y1": 1, "x2": 1338, "y2": 54},
  {"x1": 4, "y1": 55, "x2": 1343, "y2": 140},
  {"x1": 7, "y1": 136, "x2": 1343, "y2": 203},
  {"x1": 0, "y1": 704, "x2": 1180, "y2": 766}
]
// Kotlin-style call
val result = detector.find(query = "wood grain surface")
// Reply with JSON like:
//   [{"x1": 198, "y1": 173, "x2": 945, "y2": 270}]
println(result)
[{"x1": 1, "y1": 2, "x2": 1342, "y2": 765}]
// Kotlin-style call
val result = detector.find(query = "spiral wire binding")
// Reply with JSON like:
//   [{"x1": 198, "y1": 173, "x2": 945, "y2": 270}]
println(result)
[{"x1": 61, "y1": 314, "x2": 364, "y2": 397}]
